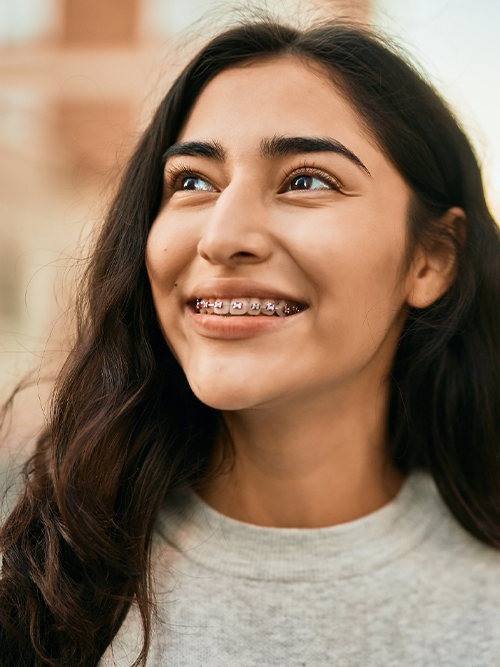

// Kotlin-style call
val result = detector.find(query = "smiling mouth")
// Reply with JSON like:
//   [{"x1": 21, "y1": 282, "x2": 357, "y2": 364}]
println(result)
[{"x1": 192, "y1": 297, "x2": 308, "y2": 317}]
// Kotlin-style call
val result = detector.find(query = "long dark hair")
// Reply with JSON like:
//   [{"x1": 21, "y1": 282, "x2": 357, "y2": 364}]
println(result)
[{"x1": 1, "y1": 18, "x2": 500, "y2": 667}]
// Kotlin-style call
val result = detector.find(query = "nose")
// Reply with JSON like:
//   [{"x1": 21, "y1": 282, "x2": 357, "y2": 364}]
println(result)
[{"x1": 197, "y1": 178, "x2": 273, "y2": 266}]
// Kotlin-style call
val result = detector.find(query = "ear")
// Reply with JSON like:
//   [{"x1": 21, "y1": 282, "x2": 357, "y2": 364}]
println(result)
[{"x1": 405, "y1": 206, "x2": 467, "y2": 309}]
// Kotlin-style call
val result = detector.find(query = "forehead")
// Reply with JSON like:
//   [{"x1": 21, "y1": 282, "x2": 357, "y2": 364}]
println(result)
[{"x1": 178, "y1": 56, "x2": 378, "y2": 161}]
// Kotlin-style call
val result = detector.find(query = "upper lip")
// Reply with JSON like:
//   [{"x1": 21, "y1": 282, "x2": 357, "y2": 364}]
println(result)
[{"x1": 185, "y1": 278, "x2": 308, "y2": 305}]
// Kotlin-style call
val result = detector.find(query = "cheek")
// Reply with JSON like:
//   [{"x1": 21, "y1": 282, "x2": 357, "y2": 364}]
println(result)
[
  {"x1": 340, "y1": 234, "x2": 405, "y2": 307},
  {"x1": 292, "y1": 207, "x2": 408, "y2": 350},
  {"x1": 144, "y1": 215, "x2": 199, "y2": 356},
  {"x1": 145, "y1": 213, "x2": 195, "y2": 292},
  {"x1": 296, "y1": 207, "x2": 406, "y2": 299}
]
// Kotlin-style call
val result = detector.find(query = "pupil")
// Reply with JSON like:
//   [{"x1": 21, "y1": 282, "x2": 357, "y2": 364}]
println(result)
[
  {"x1": 293, "y1": 175, "x2": 312, "y2": 189},
  {"x1": 183, "y1": 177, "x2": 197, "y2": 190}
]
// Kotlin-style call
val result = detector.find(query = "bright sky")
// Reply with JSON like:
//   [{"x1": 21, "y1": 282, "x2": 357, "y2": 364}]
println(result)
[{"x1": 374, "y1": 0, "x2": 500, "y2": 214}]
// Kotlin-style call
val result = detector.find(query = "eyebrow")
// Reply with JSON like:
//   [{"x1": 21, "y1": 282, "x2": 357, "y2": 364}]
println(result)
[
  {"x1": 163, "y1": 140, "x2": 225, "y2": 163},
  {"x1": 163, "y1": 135, "x2": 371, "y2": 176},
  {"x1": 261, "y1": 135, "x2": 371, "y2": 175}
]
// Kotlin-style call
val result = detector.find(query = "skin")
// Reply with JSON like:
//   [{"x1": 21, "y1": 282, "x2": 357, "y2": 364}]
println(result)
[{"x1": 146, "y1": 56, "x2": 464, "y2": 528}]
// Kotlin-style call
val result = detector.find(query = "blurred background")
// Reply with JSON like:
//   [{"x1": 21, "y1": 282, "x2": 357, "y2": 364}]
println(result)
[{"x1": 0, "y1": 0, "x2": 499, "y2": 473}]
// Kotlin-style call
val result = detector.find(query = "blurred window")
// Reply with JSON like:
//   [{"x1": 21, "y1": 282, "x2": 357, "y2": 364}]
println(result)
[{"x1": 0, "y1": 0, "x2": 57, "y2": 46}]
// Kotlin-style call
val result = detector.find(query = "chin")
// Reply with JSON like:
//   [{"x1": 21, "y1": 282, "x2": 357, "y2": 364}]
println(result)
[{"x1": 187, "y1": 374, "x2": 272, "y2": 411}]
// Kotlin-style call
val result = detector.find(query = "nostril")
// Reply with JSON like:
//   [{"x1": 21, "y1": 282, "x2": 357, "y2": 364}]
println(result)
[{"x1": 198, "y1": 228, "x2": 272, "y2": 266}]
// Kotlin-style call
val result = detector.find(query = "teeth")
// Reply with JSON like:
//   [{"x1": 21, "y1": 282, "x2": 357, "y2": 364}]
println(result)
[
  {"x1": 248, "y1": 297, "x2": 262, "y2": 315},
  {"x1": 198, "y1": 299, "x2": 214, "y2": 314},
  {"x1": 195, "y1": 297, "x2": 305, "y2": 317},
  {"x1": 261, "y1": 300, "x2": 276, "y2": 316},
  {"x1": 276, "y1": 299, "x2": 287, "y2": 317},
  {"x1": 213, "y1": 299, "x2": 229, "y2": 315},
  {"x1": 229, "y1": 298, "x2": 249, "y2": 315}
]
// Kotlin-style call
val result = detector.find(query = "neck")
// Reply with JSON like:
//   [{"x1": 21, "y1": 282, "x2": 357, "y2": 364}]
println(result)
[{"x1": 197, "y1": 377, "x2": 405, "y2": 528}]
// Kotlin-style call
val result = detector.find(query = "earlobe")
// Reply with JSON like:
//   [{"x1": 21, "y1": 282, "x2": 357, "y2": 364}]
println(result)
[{"x1": 406, "y1": 206, "x2": 467, "y2": 310}]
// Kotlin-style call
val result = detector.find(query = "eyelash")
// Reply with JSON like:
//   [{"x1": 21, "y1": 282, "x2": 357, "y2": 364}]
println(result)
[
  {"x1": 163, "y1": 160, "x2": 343, "y2": 193},
  {"x1": 280, "y1": 161, "x2": 343, "y2": 192},
  {"x1": 164, "y1": 161, "x2": 201, "y2": 191}
]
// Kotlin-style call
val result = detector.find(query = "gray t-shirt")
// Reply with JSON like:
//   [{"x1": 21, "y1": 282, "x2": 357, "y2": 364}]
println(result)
[{"x1": 101, "y1": 469, "x2": 500, "y2": 666}]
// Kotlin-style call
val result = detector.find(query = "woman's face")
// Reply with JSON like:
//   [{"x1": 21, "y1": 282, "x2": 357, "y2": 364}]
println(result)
[{"x1": 146, "y1": 56, "x2": 414, "y2": 411}]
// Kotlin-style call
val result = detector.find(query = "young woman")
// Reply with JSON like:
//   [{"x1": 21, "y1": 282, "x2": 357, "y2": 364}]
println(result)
[{"x1": 1, "y1": 18, "x2": 500, "y2": 667}]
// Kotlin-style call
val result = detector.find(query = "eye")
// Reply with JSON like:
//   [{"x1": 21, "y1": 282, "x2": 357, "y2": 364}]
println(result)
[
  {"x1": 178, "y1": 175, "x2": 215, "y2": 192},
  {"x1": 164, "y1": 163, "x2": 217, "y2": 194},
  {"x1": 281, "y1": 166, "x2": 342, "y2": 193},
  {"x1": 288, "y1": 174, "x2": 332, "y2": 191}
]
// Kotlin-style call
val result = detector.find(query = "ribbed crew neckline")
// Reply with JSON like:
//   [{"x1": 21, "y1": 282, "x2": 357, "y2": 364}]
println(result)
[{"x1": 158, "y1": 469, "x2": 447, "y2": 582}]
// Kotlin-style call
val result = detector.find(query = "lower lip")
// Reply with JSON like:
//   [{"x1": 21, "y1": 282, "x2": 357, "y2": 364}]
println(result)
[{"x1": 186, "y1": 307, "x2": 305, "y2": 339}]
